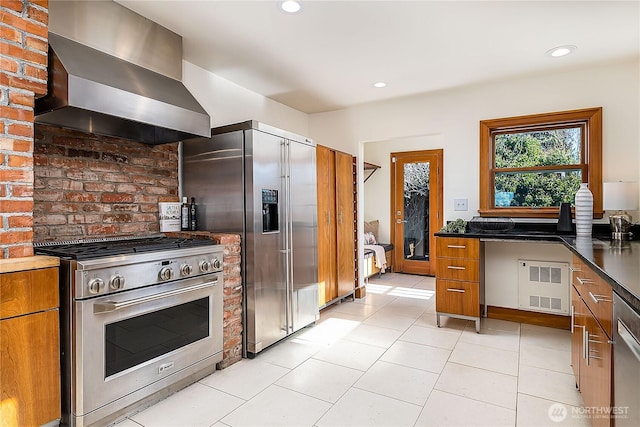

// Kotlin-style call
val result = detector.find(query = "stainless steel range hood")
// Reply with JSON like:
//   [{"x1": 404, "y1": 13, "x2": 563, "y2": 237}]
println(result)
[
  {"x1": 35, "y1": 2, "x2": 210, "y2": 144},
  {"x1": 35, "y1": 33, "x2": 210, "y2": 144}
]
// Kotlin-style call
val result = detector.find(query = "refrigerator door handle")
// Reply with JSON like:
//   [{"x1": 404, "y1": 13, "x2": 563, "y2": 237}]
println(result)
[
  {"x1": 287, "y1": 140, "x2": 295, "y2": 333},
  {"x1": 282, "y1": 139, "x2": 294, "y2": 333}
]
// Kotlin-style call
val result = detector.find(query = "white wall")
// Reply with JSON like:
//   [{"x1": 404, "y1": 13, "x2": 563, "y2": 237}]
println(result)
[
  {"x1": 484, "y1": 241, "x2": 573, "y2": 310},
  {"x1": 310, "y1": 59, "x2": 640, "y2": 224},
  {"x1": 183, "y1": 61, "x2": 310, "y2": 137}
]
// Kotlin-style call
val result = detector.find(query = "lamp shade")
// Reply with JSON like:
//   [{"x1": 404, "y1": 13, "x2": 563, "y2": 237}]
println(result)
[{"x1": 603, "y1": 182, "x2": 639, "y2": 211}]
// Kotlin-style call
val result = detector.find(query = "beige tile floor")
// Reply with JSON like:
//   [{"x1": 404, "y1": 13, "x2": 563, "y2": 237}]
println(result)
[{"x1": 115, "y1": 273, "x2": 590, "y2": 427}]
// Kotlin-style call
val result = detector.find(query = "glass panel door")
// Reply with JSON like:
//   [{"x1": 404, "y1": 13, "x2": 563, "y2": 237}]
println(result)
[{"x1": 392, "y1": 150, "x2": 443, "y2": 276}]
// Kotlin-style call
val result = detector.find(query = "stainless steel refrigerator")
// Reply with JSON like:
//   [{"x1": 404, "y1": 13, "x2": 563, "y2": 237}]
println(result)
[{"x1": 182, "y1": 121, "x2": 318, "y2": 355}]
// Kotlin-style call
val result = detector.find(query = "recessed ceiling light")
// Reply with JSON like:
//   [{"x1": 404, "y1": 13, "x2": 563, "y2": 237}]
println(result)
[
  {"x1": 281, "y1": 1, "x2": 301, "y2": 13},
  {"x1": 373, "y1": 82, "x2": 387, "y2": 88},
  {"x1": 546, "y1": 45, "x2": 577, "y2": 58}
]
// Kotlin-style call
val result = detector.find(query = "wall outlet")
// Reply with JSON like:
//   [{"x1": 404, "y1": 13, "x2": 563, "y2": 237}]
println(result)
[{"x1": 454, "y1": 198, "x2": 468, "y2": 211}]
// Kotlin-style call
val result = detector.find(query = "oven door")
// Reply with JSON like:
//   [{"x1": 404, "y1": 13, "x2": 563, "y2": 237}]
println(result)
[{"x1": 73, "y1": 273, "x2": 223, "y2": 419}]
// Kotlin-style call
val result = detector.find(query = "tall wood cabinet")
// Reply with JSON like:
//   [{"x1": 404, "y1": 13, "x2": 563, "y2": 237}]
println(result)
[
  {"x1": 1, "y1": 257, "x2": 61, "y2": 427},
  {"x1": 316, "y1": 144, "x2": 357, "y2": 308}
]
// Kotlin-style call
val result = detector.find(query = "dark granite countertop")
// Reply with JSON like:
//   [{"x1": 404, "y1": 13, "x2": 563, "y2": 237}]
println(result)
[
  {"x1": 435, "y1": 225, "x2": 640, "y2": 314},
  {"x1": 561, "y1": 237, "x2": 639, "y2": 315}
]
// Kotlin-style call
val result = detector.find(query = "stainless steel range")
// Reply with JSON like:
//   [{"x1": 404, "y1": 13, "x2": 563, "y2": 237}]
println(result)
[{"x1": 35, "y1": 236, "x2": 224, "y2": 427}]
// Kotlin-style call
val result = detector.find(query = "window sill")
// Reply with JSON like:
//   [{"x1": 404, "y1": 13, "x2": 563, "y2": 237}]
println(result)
[{"x1": 478, "y1": 207, "x2": 604, "y2": 219}]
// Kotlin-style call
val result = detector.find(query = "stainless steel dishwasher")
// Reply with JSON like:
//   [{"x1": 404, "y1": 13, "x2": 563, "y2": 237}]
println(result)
[{"x1": 613, "y1": 292, "x2": 640, "y2": 427}]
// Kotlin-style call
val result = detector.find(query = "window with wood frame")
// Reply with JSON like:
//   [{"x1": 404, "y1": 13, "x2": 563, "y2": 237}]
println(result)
[{"x1": 479, "y1": 107, "x2": 602, "y2": 219}]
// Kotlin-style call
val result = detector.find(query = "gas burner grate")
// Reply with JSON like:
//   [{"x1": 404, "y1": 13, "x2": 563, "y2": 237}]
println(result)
[{"x1": 35, "y1": 236, "x2": 217, "y2": 260}]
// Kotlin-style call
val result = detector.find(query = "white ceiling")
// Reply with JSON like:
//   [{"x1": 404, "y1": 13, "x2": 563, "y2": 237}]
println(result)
[{"x1": 116, "y1": 1, "x2": 639, "y2": 114}]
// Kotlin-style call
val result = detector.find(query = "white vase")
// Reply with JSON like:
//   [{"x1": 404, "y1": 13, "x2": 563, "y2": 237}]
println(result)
[{"x1": 574, "y1": 183, "x2": 593, "y2": 237}]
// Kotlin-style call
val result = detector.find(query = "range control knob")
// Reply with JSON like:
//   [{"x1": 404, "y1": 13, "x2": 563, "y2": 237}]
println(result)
[
  {"x1": 180, "y1": 264, "x2": 193, "y2": 276},
  {"x1": 199, "y1": 260, "x2": 212, "y2": 273},
  {"x1": 159, "y1": 267, "x2": 174, "y2": 281},
  {"x1": 212, "y1": 258, "x2": 222, "y2": 270},
  {"x1": 88, "y1": 278, "x2": 105, "y2": 294},
  {"x1": 109, "y1": 274, "x2": 125, "y2": 290}
]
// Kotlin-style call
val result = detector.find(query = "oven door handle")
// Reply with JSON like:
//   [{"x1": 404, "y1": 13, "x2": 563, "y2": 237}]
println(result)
[
  {"x1": 617, "y1": 319, "x2": 640, "y2": 362},
  {"x1": 93, "y1": 281, "x2": 216, "y2": 314}
]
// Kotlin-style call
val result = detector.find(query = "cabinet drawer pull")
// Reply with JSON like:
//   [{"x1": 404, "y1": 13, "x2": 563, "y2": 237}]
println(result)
[
  {"x1": 447, "y1": 245, "x2": 466, "y2": 249},
  {"x1": 570, "y1": 305, "x2": 575, "y2": 332},
  {"x1": 446, "y1": 288, "x2": 466, "y2": 293},
  {"x1": 588, "y1": 291, "x2": 612, "y2": 304},
  {"x1": 447, "y1": 266, "x2": 466, "y2": 270},
  {"x1": 576, "y1": 276, "x2": 595, "y2": 285}
]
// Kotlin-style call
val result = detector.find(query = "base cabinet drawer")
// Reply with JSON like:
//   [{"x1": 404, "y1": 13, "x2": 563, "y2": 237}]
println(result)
[
  {"x1": 436, "y1": 279, "x2": 480, "y2": 317},
  {"x1": 571, "y1": 255, "x2": 613, "y2": 337},
  {"x1": 435, "y1": 259, "x2": 479, "y2": 282},
  {"x1": 436, "y1": 237, "x2": 479, "y2": 259}
]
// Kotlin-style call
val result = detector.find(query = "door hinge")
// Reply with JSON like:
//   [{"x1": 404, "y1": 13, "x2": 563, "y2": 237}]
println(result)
[{"x1": 392, "y1": 157, "x2": 396, "y2": 163}]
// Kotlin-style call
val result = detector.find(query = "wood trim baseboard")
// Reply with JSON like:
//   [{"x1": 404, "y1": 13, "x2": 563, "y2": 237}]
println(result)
[{"x1": 486, "y1": 305, "x2": 570, "y2": 330}]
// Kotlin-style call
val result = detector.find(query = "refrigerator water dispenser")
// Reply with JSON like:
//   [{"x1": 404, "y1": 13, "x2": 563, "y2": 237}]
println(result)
[{"x1": 262, "y1": 189, "x2": 279, "y2": 232}]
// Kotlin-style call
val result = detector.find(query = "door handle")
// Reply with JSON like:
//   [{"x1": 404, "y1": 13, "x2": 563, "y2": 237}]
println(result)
[
  {"x1": 618, "y1": 319, "x2": 640, "y2": 362},
  {"x1": 93, "y1": 281, "x2": 216, "y2": 313}
]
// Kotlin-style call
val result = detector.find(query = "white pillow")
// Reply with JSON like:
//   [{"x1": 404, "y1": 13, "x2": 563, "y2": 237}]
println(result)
[
  {"x1": 364, "y1": 220, "x2": 379, "y2": 242},
  {"x1": 364, "y1": 232, "x2": 377, "y2": 245}
]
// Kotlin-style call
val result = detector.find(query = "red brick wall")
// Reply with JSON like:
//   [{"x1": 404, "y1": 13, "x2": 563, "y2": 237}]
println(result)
[
  {"x1": 33, "y1": 125, "x2": 179, "y2": 242},
  {"x1": 0, "y1": 0, "x2": 48, "y2": 258}
]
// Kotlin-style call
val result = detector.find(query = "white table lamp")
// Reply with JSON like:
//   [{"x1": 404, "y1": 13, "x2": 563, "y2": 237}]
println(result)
[{"x1": 603, "y1": 181, "x2": 638, "y2": 240}]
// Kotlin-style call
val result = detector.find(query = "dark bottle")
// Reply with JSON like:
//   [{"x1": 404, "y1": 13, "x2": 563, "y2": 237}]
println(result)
[
  {"x1": 181, "y1": 197, "x2": 190, "y2": 231},
  {"x1": 557, "y1": 202, "x2": 573, "y2": 234},
  {"x1": 189, "y1": 197, "x2": 197, "y2": 231}
]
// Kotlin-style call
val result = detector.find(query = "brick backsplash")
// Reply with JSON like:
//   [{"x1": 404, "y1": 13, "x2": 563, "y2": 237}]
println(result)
[{"x1": 33, "y1": 124, "x2": 179, "y2": 242}]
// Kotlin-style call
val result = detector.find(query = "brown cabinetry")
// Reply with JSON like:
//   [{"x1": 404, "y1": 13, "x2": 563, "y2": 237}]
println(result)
[
  {"x1": 316, "y1": 145, "x2": 356, "y2": 307},
  {"x1": 570, "y1": 255, "x2": 613, "y2": 427},
  {"x1": 435, "y1": 237, "x2": 481, "y2": 332},
  {"x1": 0, "y1": 258, "x2": 61, "y2": 427}
]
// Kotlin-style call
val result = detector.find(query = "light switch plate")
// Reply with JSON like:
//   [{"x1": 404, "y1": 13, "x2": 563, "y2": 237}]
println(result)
[{"x1": 454, "y1": 198, "x2": 468, "y2": 211}]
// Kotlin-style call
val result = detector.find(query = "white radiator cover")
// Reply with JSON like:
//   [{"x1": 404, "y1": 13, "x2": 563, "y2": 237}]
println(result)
[{"x1": 518, "y1": 260, "x2": 569, "y2": 314}]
